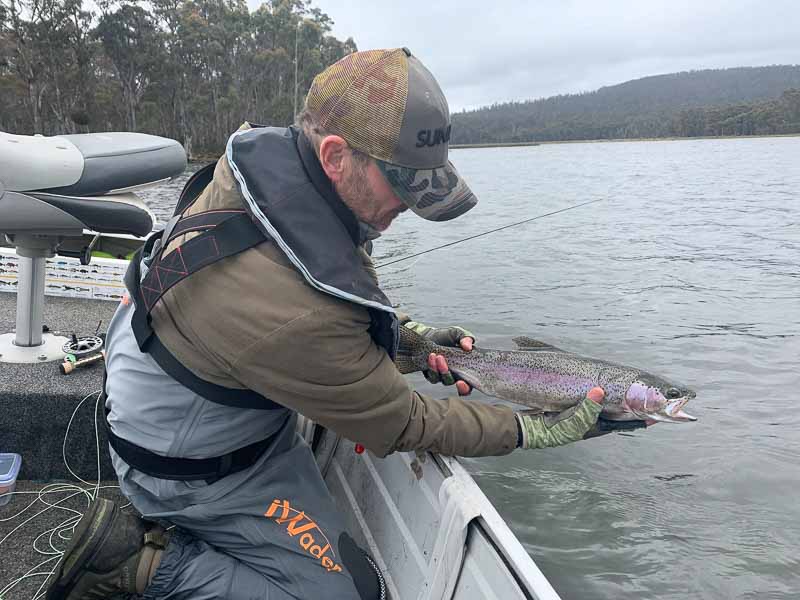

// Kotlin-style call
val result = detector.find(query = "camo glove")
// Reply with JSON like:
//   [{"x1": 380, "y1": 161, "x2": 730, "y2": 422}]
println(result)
[
  {"x1": 403, "y1": 320, "x2": 475, "y2": 386},
  {"x1": 517, "y1": 388, "x2": 604, "y2": 449},
  {"x1": 403, "y1": 321, "x2": 475, "y2": 347}
]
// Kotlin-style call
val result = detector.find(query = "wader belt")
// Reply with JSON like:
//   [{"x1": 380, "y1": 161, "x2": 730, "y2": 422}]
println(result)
[
  {"x1": 102, "y1": 405, "x2": 274, "y2": 483},
  {"x1": 101, "y1": 372, "x2": 278, "y2": 482}
]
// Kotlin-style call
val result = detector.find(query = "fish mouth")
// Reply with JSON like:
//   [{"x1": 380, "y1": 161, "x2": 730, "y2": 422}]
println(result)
[
  {"x1": 625, "y1": 386, "x2": 697, "y2": 423},
  {"x1": 647, "y1": 395, "x2": 697, "y2": 423}
]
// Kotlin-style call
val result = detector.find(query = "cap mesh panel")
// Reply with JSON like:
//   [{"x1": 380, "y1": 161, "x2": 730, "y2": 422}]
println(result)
[{"x1": 306, "y1": 49, "x2": 408, "y2": 162}]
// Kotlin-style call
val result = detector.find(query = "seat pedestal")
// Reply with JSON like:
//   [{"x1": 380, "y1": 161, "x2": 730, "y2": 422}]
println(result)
[
  {"x1": 0, "y1": 236, "x2": 68, "y2": 363},
  {"x1": 0, "y1": 332, "x2": 68, "y2": 363}
]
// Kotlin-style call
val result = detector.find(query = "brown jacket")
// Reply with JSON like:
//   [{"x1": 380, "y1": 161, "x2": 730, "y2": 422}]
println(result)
[{"x1": 151, "y1": 153, "x2": 518, "y2": 458}]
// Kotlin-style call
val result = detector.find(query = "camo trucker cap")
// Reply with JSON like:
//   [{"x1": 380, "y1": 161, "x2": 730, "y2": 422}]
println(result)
[{"x1": 305, "y1": 47, "x2": 477, "y2": 221}]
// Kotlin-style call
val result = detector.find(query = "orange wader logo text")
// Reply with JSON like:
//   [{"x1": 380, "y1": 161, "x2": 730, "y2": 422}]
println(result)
[{"x1": 264, "y1": 500, "x2": 343, "y2": 574}]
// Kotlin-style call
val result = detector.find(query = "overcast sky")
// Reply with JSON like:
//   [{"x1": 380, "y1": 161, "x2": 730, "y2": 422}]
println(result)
[{"x1": 272, "y1": 0, "x2": 800, "y2": 112}]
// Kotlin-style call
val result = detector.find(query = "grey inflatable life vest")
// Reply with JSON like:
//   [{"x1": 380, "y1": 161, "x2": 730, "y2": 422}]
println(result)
[{"x1": 226, "y1": 126, "x2": 399, "y2": 355}]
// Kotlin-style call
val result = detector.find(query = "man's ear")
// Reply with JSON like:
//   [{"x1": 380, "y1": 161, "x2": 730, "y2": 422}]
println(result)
[{"x1": 318, "y1": 135, "x2": 349, "y2": 184}]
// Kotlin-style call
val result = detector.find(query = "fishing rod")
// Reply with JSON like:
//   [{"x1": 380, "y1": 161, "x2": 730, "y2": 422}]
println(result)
[{"x1": 376, "y1": 197, "x2": 605, "y2": 269}]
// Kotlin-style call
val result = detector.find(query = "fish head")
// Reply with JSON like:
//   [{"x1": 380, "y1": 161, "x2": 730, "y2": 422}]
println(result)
[{"x1": 624, "y1": 375, "x2": 697, "y2": 423}]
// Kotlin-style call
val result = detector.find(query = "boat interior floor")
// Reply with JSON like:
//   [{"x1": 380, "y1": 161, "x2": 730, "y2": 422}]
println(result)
[{"x1": 0, "y1": 294, "x2": 116, "y2": 479}]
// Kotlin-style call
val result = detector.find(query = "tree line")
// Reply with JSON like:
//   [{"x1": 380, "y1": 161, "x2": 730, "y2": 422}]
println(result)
[
  {"x1": 4, "y1": 7, "x2": 799, "y2": 153},
  {"x1": 671, "y1": 89, "x2": 800, "y2": 137},
  {"x1": 0, "y1": 0, "x2": 356, "y2": 156},
  {"x1": 451, "y1": 66, "x2": 800, "y2": 144}
]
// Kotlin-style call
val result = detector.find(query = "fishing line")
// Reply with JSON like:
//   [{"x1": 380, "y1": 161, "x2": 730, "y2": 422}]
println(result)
[
  {"x1": 376, "y1": 198, "x2": 605, "y2": 269},
  {"x1": 0, "y1": 390, "x2": 132, "y2": 599}
]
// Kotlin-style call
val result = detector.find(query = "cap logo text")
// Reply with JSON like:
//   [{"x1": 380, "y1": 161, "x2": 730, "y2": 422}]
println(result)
[{"x1": 416, "y1": 125, "x2": 451, "y2": 148}]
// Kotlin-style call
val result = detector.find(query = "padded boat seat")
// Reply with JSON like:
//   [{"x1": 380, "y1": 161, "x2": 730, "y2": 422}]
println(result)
[
  {"x1": 0, "y1": 190, "x2": 154, "y2": 237},
  {"x1": 1, "y1": 131, "x2": 187, "y2": 196}
]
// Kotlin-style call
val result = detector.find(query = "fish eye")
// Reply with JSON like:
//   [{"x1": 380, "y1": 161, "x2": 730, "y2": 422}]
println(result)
[{"x1": 666, "y1": 388, "x2": 682, "y2": 399}]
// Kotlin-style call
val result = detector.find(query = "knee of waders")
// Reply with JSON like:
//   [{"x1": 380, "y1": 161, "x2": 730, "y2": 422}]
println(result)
[{"x1": 338, "y1": 532, "x2": 386, "y2": 600}]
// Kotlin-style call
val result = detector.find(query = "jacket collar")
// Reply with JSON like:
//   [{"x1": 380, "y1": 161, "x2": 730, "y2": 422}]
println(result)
[{"x1": 294, "y1": 127, "x2": 360, "y2": 246}]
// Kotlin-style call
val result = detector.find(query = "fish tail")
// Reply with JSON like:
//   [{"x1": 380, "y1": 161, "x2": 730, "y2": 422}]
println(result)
[{"x1": 395, "y1": 323, "x2": 437, "y2": 374}]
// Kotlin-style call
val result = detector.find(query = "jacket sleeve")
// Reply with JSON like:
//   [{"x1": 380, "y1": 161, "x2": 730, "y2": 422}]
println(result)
[{"x1": 226, "y1": 304, "x2": 519, "y2": 458}]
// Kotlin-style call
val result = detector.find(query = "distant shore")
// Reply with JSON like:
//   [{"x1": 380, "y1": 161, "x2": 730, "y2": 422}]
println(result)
[
  {"x1": 185, "y1": 132, "x2": 800, "y2": 160},
  {"x1": 450, "y1": 132, "x2": 800, "y2": 149}
]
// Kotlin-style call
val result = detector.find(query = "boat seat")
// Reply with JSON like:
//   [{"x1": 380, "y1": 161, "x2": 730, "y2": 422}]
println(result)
[
  {"x1": 1, "y1": 131, "x2": 187, "y2": 196},
  {"x1": 0, "y1": 190, "x2": 155, "y2": 238},
  {"x1": 0, "y1": 131, "x2": 185, "y2": 362}
]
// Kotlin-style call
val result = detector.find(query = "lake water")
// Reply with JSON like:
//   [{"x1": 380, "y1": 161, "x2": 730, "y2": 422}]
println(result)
[{"x1": 142, "y1": 137, "x2": 800, "y2": 600}]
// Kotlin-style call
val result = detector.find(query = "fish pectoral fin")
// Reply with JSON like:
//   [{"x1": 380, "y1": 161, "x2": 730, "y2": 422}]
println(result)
[
  {"x1": 449, "y1": 368, "x2": 482, "y2": 391},
  {"x1": 512, "y1": 336, "x2": 566, "y2": 352}
]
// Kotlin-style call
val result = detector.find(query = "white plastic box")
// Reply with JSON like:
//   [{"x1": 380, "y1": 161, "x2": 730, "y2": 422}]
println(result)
[{"x1": 0, "y1": 453, "x2": 21, "y2": 507}]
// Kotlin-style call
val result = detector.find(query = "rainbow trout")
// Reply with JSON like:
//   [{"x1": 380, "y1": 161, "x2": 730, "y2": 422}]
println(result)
[{"x1": 396, "y1": 326, "x2": 696, "y2": 423}]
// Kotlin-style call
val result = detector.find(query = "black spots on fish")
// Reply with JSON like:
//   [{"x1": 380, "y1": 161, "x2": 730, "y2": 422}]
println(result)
[
  {"x1": 398, "y1": 324, "x2": 435, "y2": 353},
  {"x1": 396, "y1": 325, "x2": 437, "y2": 373},
  {"x1": 394, "y1": 352, "x2": 420, "y2": 374}
]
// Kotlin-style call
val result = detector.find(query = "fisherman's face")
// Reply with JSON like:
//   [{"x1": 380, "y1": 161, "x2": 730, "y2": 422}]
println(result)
[{"x1": 337, "y1": 151, "x2": 408, "y2": 232}]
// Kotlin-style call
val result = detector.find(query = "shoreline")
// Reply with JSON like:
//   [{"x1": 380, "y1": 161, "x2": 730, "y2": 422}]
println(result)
[
  {"x1": 187, "y1": 132, "x2": 800, "y2": 160},
  {"x1": 450, "y1": 132, "x2": 800, "y2": 149}
]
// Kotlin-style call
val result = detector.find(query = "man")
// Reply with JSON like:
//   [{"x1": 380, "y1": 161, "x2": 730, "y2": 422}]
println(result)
[{"x1": 46, "y1": 48, "x2": 640, "y2": 600}]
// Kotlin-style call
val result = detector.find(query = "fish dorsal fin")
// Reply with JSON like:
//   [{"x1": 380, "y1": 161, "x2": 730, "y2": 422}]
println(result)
[{"x1": 512, "y1": 336, "x2": 566, "y2": 352}]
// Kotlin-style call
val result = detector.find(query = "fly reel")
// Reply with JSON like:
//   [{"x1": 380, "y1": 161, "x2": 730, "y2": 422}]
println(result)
[{"x1": 62, "y1": 334, "x2": 104, "y2": 357}]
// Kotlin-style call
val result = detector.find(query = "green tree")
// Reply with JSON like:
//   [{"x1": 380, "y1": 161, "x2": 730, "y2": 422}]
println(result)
[{"x1": 2, "y1": 0, "x2": 355, "y2": 153}]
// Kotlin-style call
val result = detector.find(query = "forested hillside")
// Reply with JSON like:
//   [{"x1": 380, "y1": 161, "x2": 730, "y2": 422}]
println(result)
[
  {"x1": 3, "y1": 4, "x2": 799, "y2": 154},
  {"x1": 0, "y1": 0, "x2": 355, "y2": 156},
  {"x1": 452, "y1": 66, "x2": 800, "y2": 144}
]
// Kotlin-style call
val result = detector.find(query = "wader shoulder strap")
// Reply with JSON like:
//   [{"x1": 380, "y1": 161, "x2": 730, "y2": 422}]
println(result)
[
  {"x1": 139, "y1": 211, "x2": 264, "y2": 313},
  {"x1": 128, "y1": 211, "x2": 265, "y2": 345},
  {"x1": 125, "y1": 210, "x2": 281, "y2": 410}
]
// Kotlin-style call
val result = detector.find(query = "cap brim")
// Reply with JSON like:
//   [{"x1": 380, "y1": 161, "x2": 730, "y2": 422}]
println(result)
[{"x1": 376, "y1": 160, "x2": 478, "y2": 221}]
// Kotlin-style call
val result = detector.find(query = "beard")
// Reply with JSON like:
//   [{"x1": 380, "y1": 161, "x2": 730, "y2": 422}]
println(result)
[
  {"x1": 335, "y1": 160, "x2": 375, "y2": 224},
  {"x1": 335, "y1": 160, "x2": 403, "y2": 232}
]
